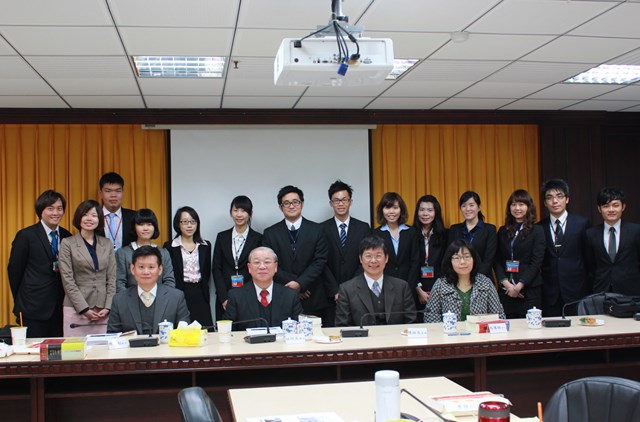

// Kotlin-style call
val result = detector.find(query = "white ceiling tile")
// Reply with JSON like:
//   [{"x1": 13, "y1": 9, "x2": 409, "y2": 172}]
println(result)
[
  {"x1": 565, "y1": 100, "x2": 640, "y2": 111},
  {"x1": 110, "y1": 0, "x2": 239, "y2": 27},
  {"x1": 361, "y1": 0, "x2": 501, "y2": 32},
  {"x1": 26, "y1": 56, "x2": 133, "y2": 79},
  {"x1": 459, "y1": 82, "x2": 549, "y2": 98},
  {"x1": 145, "y1": 96, "x2": 222, "y2": 108},
  {"x1": 382, "y1": 81, "x2": 473, "y2": 97},
  {"x1": 64, "y1": 96, "x2": 145, "y2": 108},
  {"x1": 468, "y1": 0, "x2": 616, "y2": 35},
  {"x1": 0, "y1": 78, "x2": 56, "y2": 95},
  {"x1": 139, "y1": 78, "x2": 224, "y2": 96},
  {"x1": 306, "y1": 84, "x2": 392, "y2": 97},
  {"x1": 622, "y1": 105, "x2": 640, "y2": 112},
  {"x1": 435, "y1": 97, "x2": 515, "y2": 109},
  {"x1": 295, "y1": 96, "x2": 373, "y2": 109},
  {"x1": 0, "y1": 36, "x2": 18, "y2": 55},
  {"x1": 0, "y1": 0, "x2": 111, "y2": 25},
  {"x1": 595, "y1": 86, "x2": 640, "y2": 101},
  {"x1": 233, "y1": 29, "x2": 299, "y2": 57},
  {"x1": 501, "y1": 99, "x2": 582, "y2": 110},
  {"x1": 225, "y1": 78, "x2": 305, "y2": 96},
  {"x1": 571, "y1": 3, "x2": 640, "y2": 38},
  {"x1": 0, "y1": 96, "x2": 67, "y2": 108},
  {"x1": 0, "y1": 57, "x2": 43, "y2": 78},
  {"x1": 405, "y1": 60, "x2": 508, "y2": 81},
  {"x1": 1, "y1": 27, "x2": 124, "y2": 55},
  {"x1": 529, "y1": 83, "x2": 620, "y2": 100},
  {"x1": 486, "y1": 62, "x2": 595, "y2": 83},
  {"x1": 48, "y1": 78, "x2": 139, "y2": 95},
  {"x1": 431, "y1": 34, "x2": 555, "y2": 60},
  {"x1": 350, "y1": 32, "x2": 450, "y2": 59},
  {"x1": 119, "y1": 28, "x2": 233, "y2": 56},
  {"x1": 367, "y1": 97, "x2": 445, "y2": 109},
  {"x1": 222, "y1": 96, "x2": 298, "y2": 108},
  {"x1": 524, "y1": 36, "x2": 640, "y2": 63}
]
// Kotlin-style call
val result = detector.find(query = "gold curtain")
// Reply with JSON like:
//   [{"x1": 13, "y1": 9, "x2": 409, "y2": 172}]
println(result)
[
  {"x1": 0, "y1": 124, "x2": 167, "y2": 326},
  {"x1": 371, "y1": 124, "x2": 540, "y2": 228}
]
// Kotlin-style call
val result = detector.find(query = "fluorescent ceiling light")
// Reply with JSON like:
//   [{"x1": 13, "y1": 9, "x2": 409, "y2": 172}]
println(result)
[
  {"x1": 133, "y1": 56, "x2": 226, "y2": 78},
  {"x1": 385, "y1": 59, "x2": 419, "y2": 80},
  {"x1": 565, "y1": 64, "x2": 640, "y2": 85}
]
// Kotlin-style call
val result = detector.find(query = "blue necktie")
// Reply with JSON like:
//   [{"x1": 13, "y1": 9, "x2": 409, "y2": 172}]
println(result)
[
  {"x1": 372, "y1": 281, "x2": 381, "y2": 297},
  {"x1": 339, "y1": 223, "x2": 347, "y2": 248},
  {"x1": 50, "y1": 231, "x2": 58, "y2": 258},
  {"x1": 108, "y1": 213, "x2": 118, "y2": 249}
]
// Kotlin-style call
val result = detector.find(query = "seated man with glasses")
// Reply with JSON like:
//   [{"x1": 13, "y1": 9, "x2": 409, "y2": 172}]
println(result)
[
  {"x1": 423, "y1": 239, "x2": 505, "y2": 323},
  {"x1": 224, "y1": 247, "x2": 303, "y2": 330},
  {"x1": 335, "y1": 235, "x2": 416, "y2": 327}
]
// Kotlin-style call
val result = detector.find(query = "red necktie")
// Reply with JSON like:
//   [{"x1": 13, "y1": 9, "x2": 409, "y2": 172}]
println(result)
[{"x1": 260, "y1": 290, "x2": 269, "y2": 307}]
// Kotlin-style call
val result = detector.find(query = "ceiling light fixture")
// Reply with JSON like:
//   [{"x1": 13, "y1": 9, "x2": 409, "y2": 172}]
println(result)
[
  {"x1": 132, "y1": 56, "x2": 226, "y2": 78},
  {"x1": 565, "y1": 64, "x2": 640, "y2": 85},
  {"x1": 450, "y1": 31, "x2": 470, "y2": 43}
]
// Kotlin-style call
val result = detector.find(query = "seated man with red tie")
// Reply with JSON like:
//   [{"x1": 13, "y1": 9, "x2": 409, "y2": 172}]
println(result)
[{"x1": 224, "y1": 246, "x2": 303, "y2": 330}]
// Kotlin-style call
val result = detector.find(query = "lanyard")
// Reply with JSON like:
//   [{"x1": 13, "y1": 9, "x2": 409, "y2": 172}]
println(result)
[
  {"x1": 509, "y1": 227, "x2": 522, "y2": 260},
  {"x1": 422, "y1": 228, "x2": 432, "y2": 264},
  {"x1": 232, "y1": 235, "x2": 247, "y2": 271}
]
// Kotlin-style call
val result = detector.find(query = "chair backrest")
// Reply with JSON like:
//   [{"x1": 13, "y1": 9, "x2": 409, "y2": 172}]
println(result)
[
  {"x1": 576, "y1": 292, "x2": 625, "y2": 315},
  {"x1": 543, "y1": 376, "x2": 640, "y2": 422},
  {"x1": 178, "y1": 386, "x2": 223, "y2": 422}
]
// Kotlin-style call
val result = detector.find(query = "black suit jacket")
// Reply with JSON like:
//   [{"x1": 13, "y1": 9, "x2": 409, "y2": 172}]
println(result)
[
  {"x1": 416, "y1": 228, "x2": 448, "y2": 291},
  {"x1": 212, "y1": 228, "x2": 263, "y2": 304},
  {"x1": 321, "y1": 217, "x2": 371, "y2": 296},
  {"x1": 374, "y1": 227, "x2": 420, "y2": 284},
  {"x1": 262, "y1": 218, "x2": 329, "y2": 313},
  {"x1": 586, "y1": 221, "x2": 640, "y2": 296},
  {"x1": 163, "y1": 239, "x2": 212, "y2": 302},
  {"x1": 495, "y1": 225, "x2": 546, "y2": 288},
  {"x1": 335, "y1": 274, "x2": 416, "y2": 326},
  {"x1": 7, "y1": 222, "x2": 72, "y2": 319},
  {"x1": 539, "y1": 214, "x2": 590, "y2": 304},
  {"x1": 107, "y1": 284, "x2": 191, "y2": 333},
  {"x1": 448, "y1": 222, "x2": 497, "y2": 280},
  {"x1": 98, "y1": 207, "x2": 135, "y2": 248},
  {"x1": 224, "y1": 282, "x2": 303, "y2": 329}
]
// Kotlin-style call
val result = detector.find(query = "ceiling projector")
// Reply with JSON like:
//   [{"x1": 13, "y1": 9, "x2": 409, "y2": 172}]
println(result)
[{"x1": 274, "y1": 37, "x2": 394, "y2": 87}]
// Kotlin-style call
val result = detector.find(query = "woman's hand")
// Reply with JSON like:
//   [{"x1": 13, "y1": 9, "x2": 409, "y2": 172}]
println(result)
[
  {"x1": 416, "y1": 287, "x2": 430, "y2": 304},
  {"x1": 96, "y1": 308, "x2": 110, "y2": 319},
  {"x1": 83, "y1": 309, "x2": 100, "y2": 321}
]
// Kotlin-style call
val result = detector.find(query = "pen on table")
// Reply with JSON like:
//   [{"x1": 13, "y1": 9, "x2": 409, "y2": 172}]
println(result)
[{"x1": 537, "y1": 401, "x2": 543, "y2": 421}]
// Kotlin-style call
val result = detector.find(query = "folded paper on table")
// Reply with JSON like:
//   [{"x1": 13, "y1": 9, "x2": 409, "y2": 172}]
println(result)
[{"x1": 425, "y1": 391, "x2": 510, "y2": 416}]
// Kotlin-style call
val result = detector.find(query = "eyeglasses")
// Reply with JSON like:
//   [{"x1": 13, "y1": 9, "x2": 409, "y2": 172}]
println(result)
[
  {"x1": 179, "y1": 219, "x2": 197, "y2": 226},
  {"x1": 250, "y1": 259, "x2": 275, "y2": 267},
  {"x1": 331, "y1": 197, "x2": 351, "y2": 205},
  {"x1": 545, "y1": 193, "x2": 566, "y2": 201},
  {"x1": 451, "y1": 254, "x2": 473, "y2": 263},
  {"x1": 281, "y1": 200, "x2": 302, "y2": 208},
  {"x1": 362, "y1": 254, "x2": 385, "y2": 262}
]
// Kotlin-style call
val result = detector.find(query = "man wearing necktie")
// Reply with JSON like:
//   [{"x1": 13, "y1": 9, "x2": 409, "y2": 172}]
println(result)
[
  {"x1": 107, "y1": 246, "x2": 190, "y2": 334},
  {"x1": 538, "y1": 179, "x2": 590, "y2": 317},
  {"x1": 586, "y1": 187, "x2": 640, "y2": 296},
  {"x1": 98, "y1": 172, "x2": 135, "y2": 250},
  {"x1": 321, "y1": 180, "x2": 371, "y2": 326},
  {"x1": 335, "y1": 235, "x2": 416, "y2": 327},
  {"x1": 8, "y1": 190, "x2": 72, "y2": 337}
]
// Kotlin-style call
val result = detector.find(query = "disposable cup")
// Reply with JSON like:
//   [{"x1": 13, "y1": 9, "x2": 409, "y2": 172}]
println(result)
[
  {"x1": 217, "y1": 320, "x2": 232, "y2": 343},
  {"x1": 10, "y1": 326, "x2": 28, "y2": 346}
]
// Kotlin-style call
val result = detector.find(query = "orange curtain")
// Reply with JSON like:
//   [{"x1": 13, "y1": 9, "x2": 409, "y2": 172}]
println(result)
[
  {"x1": 0, "y1": 124, "x2": 167, "y2": 326},
  {"x1": 371, "y1": 124, "x2": 540, "y2": 228}
]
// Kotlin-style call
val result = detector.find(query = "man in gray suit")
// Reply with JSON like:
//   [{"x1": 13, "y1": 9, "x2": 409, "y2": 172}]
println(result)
[
  {"x1": 335, "y1": 236, "x2": 416, "y2": 327},
  {"x1": 107, "y1": 246, "x2": 190, "y2": 334}
]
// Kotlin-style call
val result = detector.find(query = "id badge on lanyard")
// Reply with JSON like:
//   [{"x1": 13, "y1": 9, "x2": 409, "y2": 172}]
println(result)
[
  {"x1": 506, "y1": 260, "x2": 520, "y2": 273},
  {"x1": 231, "y1": 274, "x2": 244, "y2": 287},
  {"x1": 421, "y1": 265, "x2": 434, "y2": 278}
]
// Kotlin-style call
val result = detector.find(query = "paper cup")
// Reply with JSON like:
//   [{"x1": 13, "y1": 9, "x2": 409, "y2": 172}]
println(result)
[
  {"x1": 217, "y1": 320, "x2": 232, "y2": 343},
  {"x1": 10, "y1": 326, "x2": 28, "y2": 346}
]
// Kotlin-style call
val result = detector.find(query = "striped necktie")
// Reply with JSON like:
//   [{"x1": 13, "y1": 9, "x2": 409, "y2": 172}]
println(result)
[{"x1": 339, "y1": 223, "x2": 347, "y2": 248}]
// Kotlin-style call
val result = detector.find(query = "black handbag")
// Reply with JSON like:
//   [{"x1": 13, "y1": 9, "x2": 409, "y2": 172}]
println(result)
[{"x1": 603, "y1": 294, "x2": 640, "y2": 318}]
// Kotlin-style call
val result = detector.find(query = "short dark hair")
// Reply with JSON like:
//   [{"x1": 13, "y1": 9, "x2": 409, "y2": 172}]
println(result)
[
  {"x1": 328, "y1": 180, "x2": 353, "y2": 199},
  {"x1": 132, "y1": 245, "x2": 162, "y2": 266},
  {"x1": 440, "y1": 239, "x2": 480, "y2": 287},
  {"x1": 99, "y1": 172, "x2": 124, "y2": 189},
  {"x1": 375, "y1": 192, "x2": 409, "y2": 226},
  {"x1": 359, "y1": 235, "x2": 388, "y2": 256},
  {"x1": 597, "y1": 187, "x2": 626, "y2": 206},
  {"x1": 35, "y1": 190, "x2": 66, "y2": 219},
  {"x1": 130, "y1": 208, "x2": 160, "y2": 240},
  {"x1": 72, "y1": 200, "x2": 104, "y2": 232},
  {"x1": 541, "y1": 179, "x2": 570, "y2": 198},
  {"x1": 172, "y1": 206, "x2": 203, "y2": 243},
  {"x1": 277, "y1": 185, "x2": 304, "y2": 205},
  {"x1": 229, "y1": 195, "x2": 253, "y2": 215},
  {"x1": 458, "y1": 191, "x2": 485, "y2": 222}
]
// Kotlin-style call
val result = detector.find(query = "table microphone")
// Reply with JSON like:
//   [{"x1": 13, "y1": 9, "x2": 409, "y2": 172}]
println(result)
[
  {"x1": 542, "y1": 292, "x2": 605, "y2": 328},
  {"x1": 400, "y1": 388, "x2": 455, "y2": 422},
  {"x1": 232, "y1": 318, "x2": 276, "y2": 343},
  {"x1": 341, "y1": 310, "x2": 426, "y2": 338},
  {"x1": 129, "y1": 321, "x2": 159, "y2": 347},
  {"x1": 69, "y1": 323, "x2": 108, "y2": 328}
]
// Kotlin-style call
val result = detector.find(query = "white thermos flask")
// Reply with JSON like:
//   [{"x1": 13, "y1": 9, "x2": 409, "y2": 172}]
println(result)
[{"x1": 375, "y1": 370, "x2": 400, "y2": 422}]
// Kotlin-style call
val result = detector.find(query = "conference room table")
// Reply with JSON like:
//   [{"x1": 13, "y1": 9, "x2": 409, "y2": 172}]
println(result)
[{"x1": 1, "y1": 315, "x2": 639, "y2": 421}]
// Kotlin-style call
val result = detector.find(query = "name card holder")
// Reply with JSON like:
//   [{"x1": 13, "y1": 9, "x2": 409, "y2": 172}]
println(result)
[
  {"x1": 284, "y1": 333, "x2": 306, "y2": 344},
  {"x1": 407, "y1": 327, "x2": 428, "y2": 338},
  {"x1": 488, "y1": 323, "x2": 508, "y2": 334}
]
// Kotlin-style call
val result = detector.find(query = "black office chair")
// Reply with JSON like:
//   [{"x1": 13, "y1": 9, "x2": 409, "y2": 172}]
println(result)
[
  {"x1": 576, "y1": 292, "x2": 625, "y2": 315},
  {"x1": 178, "y1": 386, "x2": 224, "y2": 422},
  {"x1": 543, "y1": 376, "x2": 640, "y2": 422}
]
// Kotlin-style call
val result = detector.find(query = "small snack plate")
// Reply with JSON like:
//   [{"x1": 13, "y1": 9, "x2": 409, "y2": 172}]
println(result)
[
  {"x1": 578, "y1": 317, "x2": 605, "y2": 326},
  {"x1": 313, "y1": 335, "x2": 343, "y2": 344}
]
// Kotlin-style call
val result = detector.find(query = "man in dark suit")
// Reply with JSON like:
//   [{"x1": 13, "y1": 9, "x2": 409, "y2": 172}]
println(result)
[
  {"x1": 335, "y1": 236, "x2": 416, "y2": 327},
  {"x1": 321, "y1": 180, "x2": 371, "y2": 326},
  {"x1": 262, "y1": 185, "x2": 329, "y2": 320},
  {"x1": 539, "y1": 179, "x2": 590, "y2": 316},
  {"x1": 586, "y1": 187, "x2": 640, "y2": 296},
  {"x1": 99, "y1": 172, "x2": 135, "y2": 250},
  {"x1": 8, "y1": 190, "x2": 72, "y2": 338},
  {"x1": 224, "y1": 246, "x2": 303, "y2": 329},
  {"x1": 107, "y1": 246, "x2": 190, "y2": 334}
]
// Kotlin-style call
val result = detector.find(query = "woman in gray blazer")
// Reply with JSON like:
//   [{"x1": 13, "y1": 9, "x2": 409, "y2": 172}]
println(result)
[
  {"x1": 59, "y1": 200, "x2": 116, "y2": 336},
  {"x1": 115, "y1": 208, "x2": 175, "y2": 293}
]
